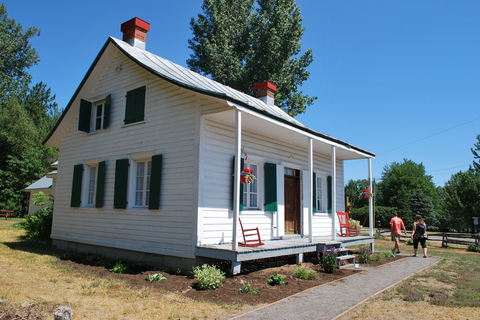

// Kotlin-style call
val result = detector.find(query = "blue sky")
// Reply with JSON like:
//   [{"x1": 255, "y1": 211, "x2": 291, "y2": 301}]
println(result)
[{"x1": 4, "y1": 0, "x2": 479, "y2": 187}]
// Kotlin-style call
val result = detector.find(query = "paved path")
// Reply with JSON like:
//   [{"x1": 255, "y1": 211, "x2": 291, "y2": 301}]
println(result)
[{"x1": 227, "y1": 255, "x2": 440, "y2": 320}]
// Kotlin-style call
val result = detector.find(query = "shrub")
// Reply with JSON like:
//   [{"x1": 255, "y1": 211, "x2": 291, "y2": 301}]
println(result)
[
  {"x1": 237, "y1": 283, "x2": 259, "y2": 294},
  {"x1": 20, "y1": 192, "x2": 53, "y2": 241},
  {"x1": 357, "y1": 246, "x2": 372, "y2": 264},
  {"x1": 267, "y1": 274, "x2": 285, "y2": 286},
  {"x1": 292, "y1": 266, "x2": 317, "y2": 280},
  {"x1": 467, "y1": 244, "x2": 480, "y2": 252},
  {"x1": 148, "y1": 273, "x2": 167, "y2": 281},
  {"x1": 191, "y1": 264, "x2": 225, "y2": 290},
  {"x1": 319, "y1": 247, "x2": 340, "y2": 273},
  {"x1": 371, "y1": 254, "x2": 383, "y2": 262},
  {"x1": 382, "y1": 251, "x2": 396, "y2": 258},
  {"x1": 110, "y1": 261, "x2": 128, "y2": 274}
]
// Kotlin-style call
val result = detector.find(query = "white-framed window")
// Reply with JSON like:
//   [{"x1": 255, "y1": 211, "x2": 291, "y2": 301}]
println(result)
[
  {"x1": 134, "y1": 160, "x2": 151, "y2": 207},
  {"x1": 87, "y1": 166, "x2": 97, "y2": 206},
  {"x1": 316, "y1": 174, "x2": 326, "y2": 212},
  {"x1": 243, "y1": 162, "x2": 261, "y2": 210},
  {"x1": 91, "y1": 101, "x2": 105, "y2": 132}
]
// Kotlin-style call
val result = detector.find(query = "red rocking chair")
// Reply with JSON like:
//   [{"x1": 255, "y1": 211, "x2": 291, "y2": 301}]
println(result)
[
  {"x1": 238, "y1": 218, "x2": 265, "y2": 247},
  {"x1": 337, "y1": 211, "x2": 359, "y2": 237}
]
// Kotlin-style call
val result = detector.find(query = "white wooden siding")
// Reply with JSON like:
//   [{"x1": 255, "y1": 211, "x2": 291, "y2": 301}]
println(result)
[{"x1": 52, "y1": 53, "x2": 203, "y2": 258}]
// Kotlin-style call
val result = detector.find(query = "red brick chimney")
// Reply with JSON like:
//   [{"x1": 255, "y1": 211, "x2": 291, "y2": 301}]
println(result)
[
  {"x1": 253, "y1": 81, "x2": 276, "y2": 106},
  {"x1": 121, "y1": 17, "x2": 150, "y2": 50}
]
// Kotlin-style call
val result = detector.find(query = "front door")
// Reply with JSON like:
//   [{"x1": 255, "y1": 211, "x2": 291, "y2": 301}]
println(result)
[{"x1": 284, "y1": 168, "x2": 300, "y2": 234}]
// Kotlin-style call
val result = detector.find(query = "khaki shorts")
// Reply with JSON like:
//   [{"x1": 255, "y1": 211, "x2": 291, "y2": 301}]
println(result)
[{"x1": 391, "y1": 234, "x2": 401, "y2": 241}]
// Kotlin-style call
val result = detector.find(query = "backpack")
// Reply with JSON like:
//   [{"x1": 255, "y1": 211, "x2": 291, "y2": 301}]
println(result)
[{"x1": 415, "y1": 223, "x2": 427, "y2": 239}]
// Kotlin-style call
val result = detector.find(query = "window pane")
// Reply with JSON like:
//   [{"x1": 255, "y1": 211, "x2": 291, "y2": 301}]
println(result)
[
  {"x1": 88, "y1": 167, "x2": 96, "y2": 205},
  {"x1": 250, "y1": 194, "x2": 257, "y2": 207}
]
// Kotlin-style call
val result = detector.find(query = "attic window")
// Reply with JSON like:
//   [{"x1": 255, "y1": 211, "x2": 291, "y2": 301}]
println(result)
[{"x1": 78, "y1": 94, "x2": 111, "y2": 133}]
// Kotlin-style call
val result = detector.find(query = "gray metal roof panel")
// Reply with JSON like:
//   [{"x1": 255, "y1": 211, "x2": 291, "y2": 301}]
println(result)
[{"x1": 25, "y1": 176, "x2": 52, "y2": 191}]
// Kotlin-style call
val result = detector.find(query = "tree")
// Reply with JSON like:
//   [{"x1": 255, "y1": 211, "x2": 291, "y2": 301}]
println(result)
[
  {"x1": 188, "y1": 0, "x2": 316, "y2": 117},
  {"x1": 409, "y1": 188, "x2": 437, "y2": 230},
  {"x1": 0, "y1": 4, "x2": 59, "y2": 214},
  {"x1": 471, "y1": 134, "x2": 480, "y2": 173},
  {"x1": 441, "y1": 170, "x2": 480, "y2": 233},
  {"x1": 0, "y1": 3, "x2": 40, "y2": 103},
  {"x1": 344, "y1": 179, "x2": 371, "y2": 210},
  {"x1": 376, "y1": 159, "x2": 439, "y2": 227}
]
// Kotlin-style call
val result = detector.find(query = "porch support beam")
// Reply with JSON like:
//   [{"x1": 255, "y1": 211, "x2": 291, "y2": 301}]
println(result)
[
  {"x1": 308, "y1": 137, "x2": 314, "y2": 243},
  {"x1": 232, "y1": 110, "x2": 242, "y2": 251},
  {"x1": 331, "y1": 146, "x2": 337, "y2": 241},
  {"x1": 368, "y1": 157, "x2": 374, "y2": 251}
]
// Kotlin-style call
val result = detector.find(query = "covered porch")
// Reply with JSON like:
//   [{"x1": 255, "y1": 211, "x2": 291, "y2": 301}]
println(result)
[{"x1": 196, "y1": 234, "x2": 374, "y2": 274}]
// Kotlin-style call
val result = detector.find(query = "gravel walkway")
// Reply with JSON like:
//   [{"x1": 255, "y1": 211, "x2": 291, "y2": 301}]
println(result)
[{"x1": 227, "y1": 255, "x2": 440, "y2": 320}]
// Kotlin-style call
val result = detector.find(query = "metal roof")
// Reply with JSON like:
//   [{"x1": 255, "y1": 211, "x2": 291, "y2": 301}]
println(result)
[
  {"x1": 110, "y1": 37, "x2": 374, "y2": 158},
  {"x1": 25, "y1": 176, "x2": 52, "y2": 191}
]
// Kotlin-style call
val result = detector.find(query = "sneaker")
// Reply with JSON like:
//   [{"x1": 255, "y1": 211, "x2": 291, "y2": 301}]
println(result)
[
  {"x1": 423, "y1": 256, "x2": 427, "y2": 258},
  {"x1": 397, "y1": 251, "x2": 401, "y2": 254}
]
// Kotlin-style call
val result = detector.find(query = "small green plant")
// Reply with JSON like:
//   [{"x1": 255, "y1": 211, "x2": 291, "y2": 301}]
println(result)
[
  {"x1": 371, "y1": 254, "x2": 383, "y2": 262},
  {"x1": 237, "y1": 283, "x2": 260, "y2": 294},
  {"x1": 267, "y1": 274, "x2": 285, "y2": 286},
  {"x1": 319, "y1": 247, "x2": 340, "y2": 273},
  {"x1": 191, "y1": 264, "x2": 225, "y2": 290},
  {"x1": 406, "y1": 239, "x2": 414, "y2": 245},
  {"x1": 382, "y1": 251, "x2": 396, "y2": 258},
  {"x1": 110, "y1": 261, "x2": 128, "y2": 274},
  {"x1": 148, "y1": 273, "x2": 167, "y2": 282},
  {"x1": 292, "y1": 266, "x2": 317, "y2": 280},
  {"x1": 357, "y1": 246, "x2": 372, "y2": 264},
  {"x1": 467, "y1": 243, "x2": 480, "y2": 252}
]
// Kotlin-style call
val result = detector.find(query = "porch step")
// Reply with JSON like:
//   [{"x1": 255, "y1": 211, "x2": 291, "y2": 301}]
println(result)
[{"x1": 337, "y1": 254, "x2": 355, "y2": 268}]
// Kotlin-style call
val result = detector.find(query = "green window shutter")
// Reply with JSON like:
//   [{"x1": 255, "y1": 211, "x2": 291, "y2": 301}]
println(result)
[
  {"x1": 124, "y1": 86, "x2": 146, "y2": 124},
  {"x1": 312, "y1": 172, "x2": 317, "y2": 213},
  {"x1": 149, "y1": 154, "x2": 163, "y2": 210},
  {"x1": 71, "y1": 164, "x2": 84, "y2": 207},
  {"x1": 230, "y1": 156, "x2": 244, "y2": 211},
  {"x1": 264, "y1": 163, "x2": 277, "y2": 211},
  {"x1": 103, "y1": 94, "x2": 111, "y2": 129},
  {"x1": 114, "y1": 159, "x2": 129, "y2": 209},
  {"x1": 95, "y1": 161, "x2": 106, "y2": 208},
  {"x1": 78, "y1": 99, "x2": 91, "y2": 132},
  {"x1": 327, "y1": 175, "x2": 332, "y2": 213}
]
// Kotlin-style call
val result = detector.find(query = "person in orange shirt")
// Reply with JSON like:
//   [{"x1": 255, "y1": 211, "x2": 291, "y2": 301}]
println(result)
[{"x1": 390, "y1": 212, "x2": 407, "y2": 254}]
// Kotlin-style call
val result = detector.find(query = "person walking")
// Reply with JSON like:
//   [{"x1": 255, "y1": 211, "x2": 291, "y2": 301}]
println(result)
[
  {"x1": 390, "y1": 212, "x2": 407, "y2": 254},
  {"x1": 411, "y1": 214, "x2": 428, "y2": 258}
]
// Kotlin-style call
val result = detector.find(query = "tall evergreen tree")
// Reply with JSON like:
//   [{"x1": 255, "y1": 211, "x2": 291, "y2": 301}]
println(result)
[
  {"x1": 188, "y1": 0, "x2": 316, "y2": 117},
  {"x1": 0, "y1": 3, "x2": 40, "y2": 103},
  {"x1": 0, "y1": 4, "x2": 59, "y2": 213},
  {"x1": 471, "y1": 134, "x2": 480, "y2": 173}
]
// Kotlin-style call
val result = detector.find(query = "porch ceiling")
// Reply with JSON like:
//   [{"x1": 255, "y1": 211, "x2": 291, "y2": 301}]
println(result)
[{"x1": 204, "y1": 108, "x2": 373, "y2": 161}]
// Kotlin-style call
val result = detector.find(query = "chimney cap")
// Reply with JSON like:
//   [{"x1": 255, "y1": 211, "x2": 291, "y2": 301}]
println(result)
[
  {"x1": 121, "y1": 17, "x2": 150, "y2": 32},
  {"x1": 253, "y1": 81, "x2": 277, "y2": 91}
]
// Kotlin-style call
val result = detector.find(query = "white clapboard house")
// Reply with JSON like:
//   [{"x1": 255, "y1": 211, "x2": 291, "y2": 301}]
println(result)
[{"x1": 44, "y1": 18, "x2": 375, "y2": 274}]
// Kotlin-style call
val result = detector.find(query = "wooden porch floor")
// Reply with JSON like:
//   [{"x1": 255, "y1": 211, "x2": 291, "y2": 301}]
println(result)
[{"x1": 196, "y1": 235, "x2": 374, "y2": 273}]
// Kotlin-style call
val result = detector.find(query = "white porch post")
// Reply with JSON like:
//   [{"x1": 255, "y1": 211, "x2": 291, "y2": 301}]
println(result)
[
  {"x1": 232, "y1": 110, "x2": 242, "y2": 251},
  {"x1": 331, "y1": 146, "x2": 337, "y2": 241},
  {"x1": 368, "y1": 157, "x2": 374, "y2": 235},
  {"x1": 368, "y1": 157, "x2": 374, "y2": 251},
  {"x1": 308, "y1": 137, "x2": 313, "y2": 243}
]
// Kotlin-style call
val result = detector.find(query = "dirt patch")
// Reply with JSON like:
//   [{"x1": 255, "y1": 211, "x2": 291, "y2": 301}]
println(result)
[{"x1": 57, "y1": 252, "x2": 404, "y2": 306}]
